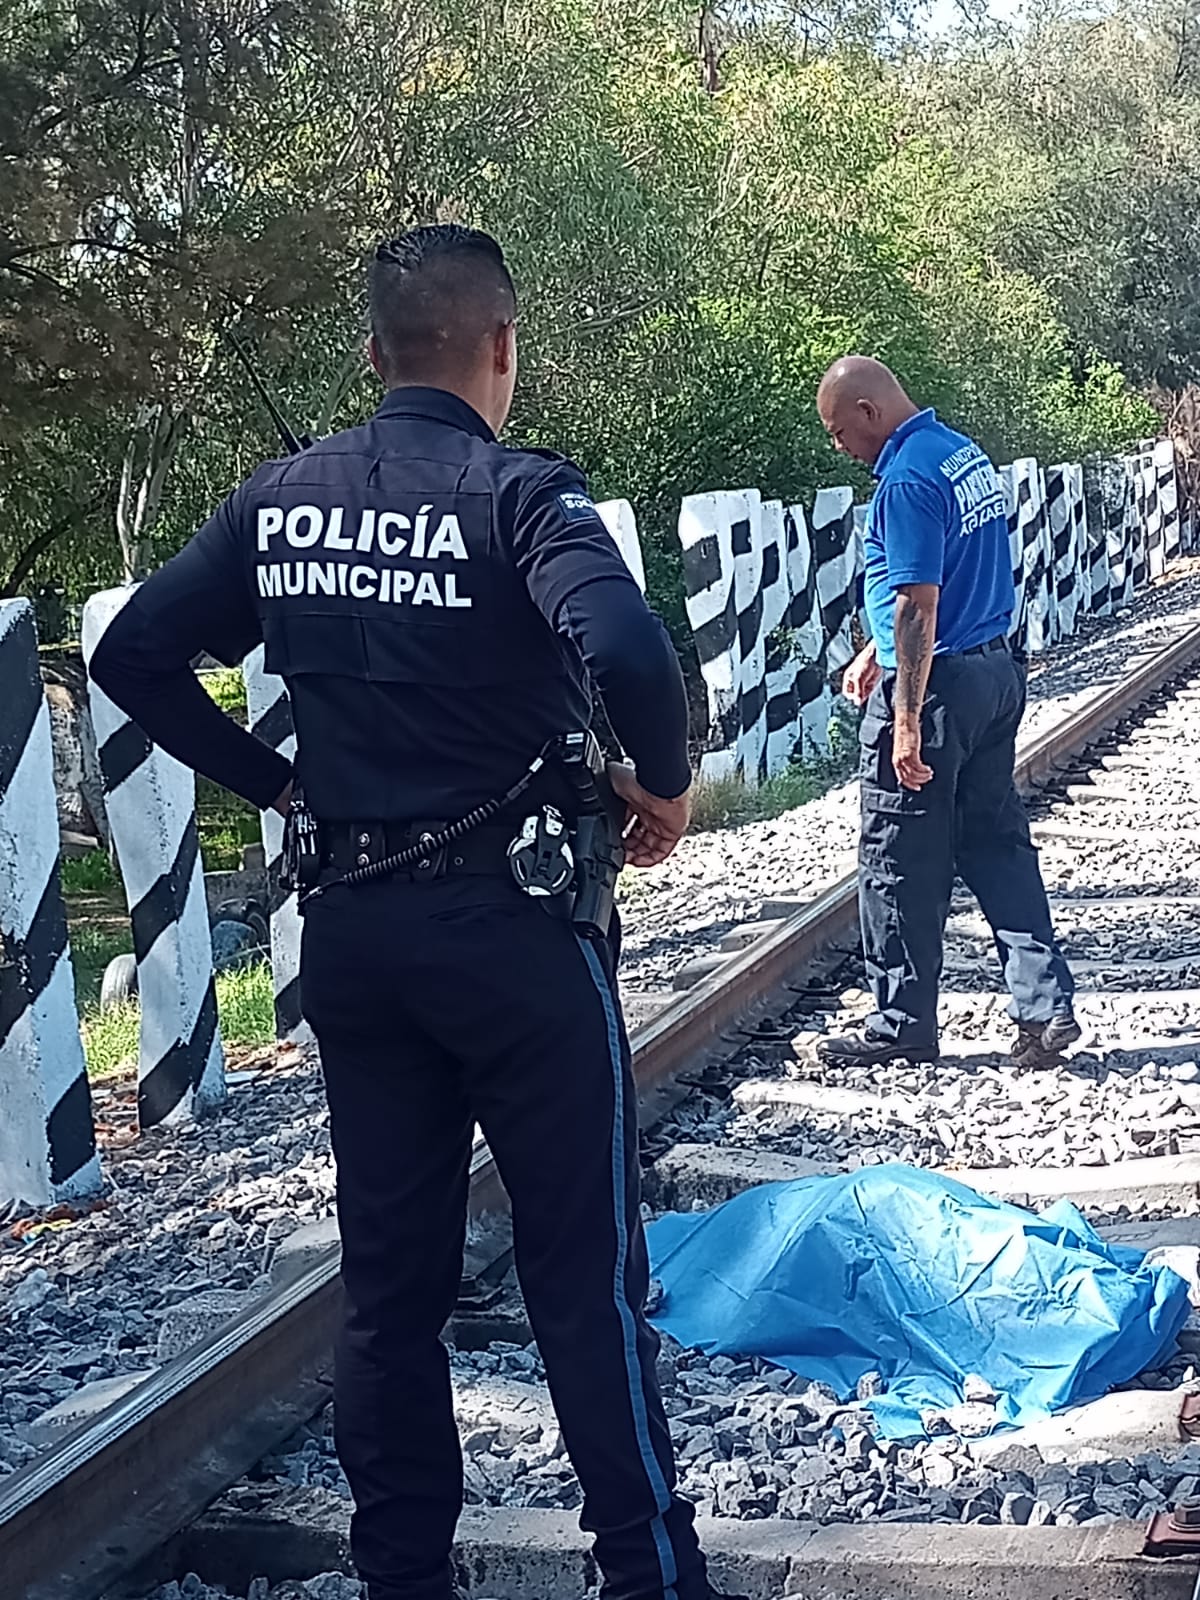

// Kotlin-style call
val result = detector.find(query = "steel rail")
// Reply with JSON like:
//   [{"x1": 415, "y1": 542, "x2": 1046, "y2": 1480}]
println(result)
[{"x1": 7, "y1": 620, "x2": 1200, "y2": 1600}]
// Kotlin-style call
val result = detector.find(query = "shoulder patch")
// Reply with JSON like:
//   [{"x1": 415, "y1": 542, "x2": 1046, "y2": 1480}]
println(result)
[{"x1": 557, "y1": 490, "x2": 600, "y2": 524}]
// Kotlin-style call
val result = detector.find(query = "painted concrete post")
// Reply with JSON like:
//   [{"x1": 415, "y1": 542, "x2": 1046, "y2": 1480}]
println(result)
[
  {"x1": 1156, "y1": 439, "x2": 1182, "y2": 565},
  {"x1": 0, "y1": 600, "x2": 101, "y2": 1207},
  {"x1": 242, "y1": 648, "x2": 310, "y2": 1045},
  {"x1": 732, "y1": 491, "x2": 767, "y2": 786},
  {"x1": 1002, "y1": 460, "x2": 1052, "y2": 653},
  {"x1": 784, "y1": 502, "x2": 833, "y2": 759},
  {"x1": 760, "y1": 500, "x2": 800, "y2": 776},
  {"x1": 679, "y1": 490, "x2": 746, "y2": 781},
  {"x1": 811, "y1": 487, "x2": 858, "y2": 681},
  {"x1": 1045, "y1": 463, "x2": 1085, "y2": 641},
  {"x1": 596, "y1": 499, "x2": 647, "y2": 593},
  {"x1": 1081, "y1": 458, "x2": 1113, "y2": 617},
  {"x1": 82, "y1": 589, "x2": 226, "y2": 1129}
]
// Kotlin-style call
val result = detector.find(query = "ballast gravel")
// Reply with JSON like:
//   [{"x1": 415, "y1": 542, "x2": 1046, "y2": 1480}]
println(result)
[{"x1": 11, "y1": 562, "x2": 1200, "y2": 1600}]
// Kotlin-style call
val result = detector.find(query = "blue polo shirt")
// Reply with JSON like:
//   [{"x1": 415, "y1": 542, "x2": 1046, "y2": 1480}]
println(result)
[{"x1": 863, "y1": 409, "x2": 1014, "y2": 670}]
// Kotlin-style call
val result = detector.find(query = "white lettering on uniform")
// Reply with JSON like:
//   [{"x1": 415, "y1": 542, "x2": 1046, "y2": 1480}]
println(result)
[
  {"x1": 283, "y1": 563, "x2": 304, "y2": 595},
  {"x1": 411, "y1": 504, "x2": 433, "y2": 559},
  {"x1": 445, "y1": 575, "x2": 471, "y2": 608},
  {"x1": 356, "y1": 509, "x2": 376, "y2": 552},
  {"x1": 286, "y1": 505, "x2": 323, "y2": 548},
  {"x1": 392, "y1": 571, "x2": 415, "y2": 601},
  {"x1": 427, "y1": 514, "x2": 468, "y2": 560},
  {"x1": 309, "y1": 562, "x2": 337, "y2": 596},
  {"x1": 377, "y1": 512, "x2": 409, "y2": 556},
  {"x1": 413, "y1": 571, "x2": 443, "y2": 606},
  {"x1": 257, "y1": 565, "x2": 283, "y2": 597},
  {"x1": 257, "y1": 507, "x2": 283, "y2": 552},
  {"x1": 350, "y1": 566, "x2": 377, "y2": 599},
  {"x1": 324, "y1": 507, "x2": 353, "y2": 551}
]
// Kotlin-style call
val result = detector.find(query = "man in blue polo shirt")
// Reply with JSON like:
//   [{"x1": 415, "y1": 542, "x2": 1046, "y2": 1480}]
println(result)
[{"x1": 814, "y1": 355, "x2": 1077, "y2": 1069}]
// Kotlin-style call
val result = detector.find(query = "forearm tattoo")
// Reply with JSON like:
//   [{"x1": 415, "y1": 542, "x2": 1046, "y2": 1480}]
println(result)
[{"x1": 894, "y1": 596, "x2": 935, "y2": 717}]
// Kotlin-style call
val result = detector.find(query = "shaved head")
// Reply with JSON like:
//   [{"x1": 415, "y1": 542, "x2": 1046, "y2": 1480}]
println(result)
[{"x1": 816, "y1": 355, "x2": 919, "y2": 466}]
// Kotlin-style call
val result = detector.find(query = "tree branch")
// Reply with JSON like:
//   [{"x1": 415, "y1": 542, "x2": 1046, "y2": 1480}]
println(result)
[{"x1": 1, "y1": 496, "x2": 105, "y2": 599}]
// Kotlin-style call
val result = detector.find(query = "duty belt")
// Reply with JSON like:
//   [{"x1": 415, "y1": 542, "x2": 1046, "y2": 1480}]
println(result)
[
  {"x1": 960, "y1": 635, "x2": 1009, "y2": 657},
  {"x1": 318, "y1": 819, "x2": 516, "y2": 882}
]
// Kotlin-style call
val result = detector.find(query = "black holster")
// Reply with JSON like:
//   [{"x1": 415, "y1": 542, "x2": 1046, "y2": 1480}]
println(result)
[{"x1": 556, "y1": 731, "x2": 625, "y2": 941}]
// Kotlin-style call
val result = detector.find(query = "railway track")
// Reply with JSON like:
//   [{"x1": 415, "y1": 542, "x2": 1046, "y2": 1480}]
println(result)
[{"x1": 9, "y1": 609, "x2": 1200, "y2": 1600}]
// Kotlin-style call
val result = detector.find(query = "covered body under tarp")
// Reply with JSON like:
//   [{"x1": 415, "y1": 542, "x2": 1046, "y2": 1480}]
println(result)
[{"x1": 646, "y1": 1163, "x2": 1190, "y2": 1438}]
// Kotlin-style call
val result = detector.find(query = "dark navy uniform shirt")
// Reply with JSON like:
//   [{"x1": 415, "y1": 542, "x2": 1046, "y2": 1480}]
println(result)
[{"x1": 90, "y1": 388, "x2": 691, "y2": 819}]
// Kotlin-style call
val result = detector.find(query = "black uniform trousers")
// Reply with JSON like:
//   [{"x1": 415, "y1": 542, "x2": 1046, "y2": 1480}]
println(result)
[
  {"x1": 300, "y1": 871, "x2": 707, "y2": 1600},
  {"x1": 857, "y1": 637, "x2": 1074, "y2": 1048}
]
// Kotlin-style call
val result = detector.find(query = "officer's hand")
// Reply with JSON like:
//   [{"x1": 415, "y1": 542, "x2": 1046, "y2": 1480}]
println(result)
[
  {"x1": 608, "y1": 763, "x2": 691, "y2": 868},
  {"x1": 843, "y1": 641, "x2": 881, "y2": 706},
  {"x1": 892, "y1": 716, "x2": 933, "y2": 791}
]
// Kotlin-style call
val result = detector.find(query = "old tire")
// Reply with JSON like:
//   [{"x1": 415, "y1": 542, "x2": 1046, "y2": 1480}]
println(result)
[{"x1": 99, "y1": 953, "x2": 138, "y2": 1012}]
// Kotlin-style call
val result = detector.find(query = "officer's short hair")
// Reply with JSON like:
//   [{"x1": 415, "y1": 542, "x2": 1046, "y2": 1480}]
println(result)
[{"x1": 369, "y1": 226, "x2": 517, "y2": 382}]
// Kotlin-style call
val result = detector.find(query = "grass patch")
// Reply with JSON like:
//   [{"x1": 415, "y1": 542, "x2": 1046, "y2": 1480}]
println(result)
[
  {"x1": 689, "y1": 744, "x2": 857, "y2": 834},
  {"x1": 79, "y1": 960, "x2": 276, "y2": 1078},
  {"x1": 60, "y1": 851, "x2": 117, "y2": 895},
  {"x1": 82, "y1": 999, "x2": 140, "y2": 1078},
  {"x1": 70, "y1": 923, "x2": 132, "y2": 1013}
]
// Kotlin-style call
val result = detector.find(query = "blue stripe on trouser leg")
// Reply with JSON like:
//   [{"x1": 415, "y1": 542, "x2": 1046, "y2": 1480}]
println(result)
[{"x1": 578, "y1": 937, "x2": 680, "y2": 1600}]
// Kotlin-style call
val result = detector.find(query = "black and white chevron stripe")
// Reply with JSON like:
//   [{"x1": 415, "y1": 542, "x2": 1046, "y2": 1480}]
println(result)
[
  {"x1": 678, "y1": 443, "x2": 1181, "y2": 781},
  {"x1": 784, "y1": 502, "x2": 833, "y2": 756},
  {"x1": 811, "y1": 487, "x2": 859, "y2": 681},
  {"x1": 679, "y1": 489, "x2": 753, "y2": 781},
  {"x1": 1044, "y1": 463, "x2": 1085, "y2": 641},
  {"x1": 1080, "y1": 458, "x2": 1113, "y2": 617},
  {"x1": 82, "y1": 589, "x2": 226, "y2": 1130},
  {"x1": 1129, "y1": 452, "x2": 1153, "y2": 592},
  {"x1": 1156, "y1": 440, "x2": 1182, "y2": 565},
  {"x1": 1001, "y1": 461, "x2": 1035, "y2": 654},
  {"x1": 242, "y1": 648, "x2": 309, "y2": 1044},
  {"x1": 0, "y1": 600, "x2": 101, "y2": 1206}
]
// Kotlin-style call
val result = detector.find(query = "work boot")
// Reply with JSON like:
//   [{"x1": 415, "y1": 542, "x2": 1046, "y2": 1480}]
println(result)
[
  {"x1": 1010, "y1": 1013, "x2": 1082, "y2": 1069},
  {"x1": 816, "y1": 1028, "x2": 939, "y2": 1067}
]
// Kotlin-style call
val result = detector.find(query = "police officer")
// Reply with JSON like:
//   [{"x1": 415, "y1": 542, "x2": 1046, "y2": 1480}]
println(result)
[
  {"x1": 90, "y1": 227, "x2": 743, "y2": 1600},
  {"x1": 814, "y1": 355, "x2": 1078, "y2": 1070}
]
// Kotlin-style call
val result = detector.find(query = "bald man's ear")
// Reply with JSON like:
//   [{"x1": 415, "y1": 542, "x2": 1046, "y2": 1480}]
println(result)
[{"x1": 856, "y1": 397, "x2": 880, "y2": 423}]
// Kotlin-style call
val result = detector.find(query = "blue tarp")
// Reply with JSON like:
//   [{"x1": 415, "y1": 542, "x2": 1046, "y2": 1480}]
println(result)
[{"x1": 646, "y1": 1163, "x2": 1191, "y2": 1439}]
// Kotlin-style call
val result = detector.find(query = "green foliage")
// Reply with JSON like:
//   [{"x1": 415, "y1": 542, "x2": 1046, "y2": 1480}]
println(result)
[
  {"x1": 80, "y1": 960, "x2": 275, "y2": 1077},
  {"x1": 200, "y1": 668, "x2": 248, "y2": 722},
  {"x1": 69, "y1": 921, "x2": 130, "y2": 1013},
  {"x1": 0, "y1": 0, "x2": 1176, "y2": 631},
  {"x1": 196, "y1": 788, "x2": 260, "y2": 871},
  {"x1": 60, "y1": 851, "x2": 117, "y2": 896},
  {"x1": 689, "y1": 747, "x2": 856, "y2": 832}
]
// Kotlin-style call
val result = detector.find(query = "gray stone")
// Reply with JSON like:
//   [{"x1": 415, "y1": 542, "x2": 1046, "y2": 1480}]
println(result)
[
  {"x1": 270, "y1": 1216, "x2": 341, "y2": 1282},
  {"x1": 9, "y1": 1268, "x2": 53, "y2": 1313},
  {"x1": 156, "y1": 1289, "x2": 257, "y2": 1362},
  {"x1": 999, "y1": 1492, "x2": 1035, "y2": 1526},
  {"x1": 1092, "y1": 1482, "x2": 1141, "y2": 1518},
  {"x1": 25, "y1": 1370, "x2": 155, "y2": 1445}
]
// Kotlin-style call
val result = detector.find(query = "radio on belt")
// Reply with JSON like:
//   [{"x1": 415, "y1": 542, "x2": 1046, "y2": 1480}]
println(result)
[
  {"x1": 284, "y1": 726, "x2": 625, "y2": 940},
  {"x1": 509, "y1": 729, "x2": 625, "y2": 940}
]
